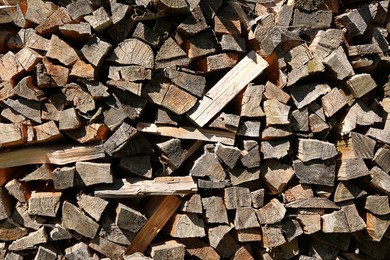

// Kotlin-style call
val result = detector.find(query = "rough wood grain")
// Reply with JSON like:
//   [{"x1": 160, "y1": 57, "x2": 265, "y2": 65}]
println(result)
[
  {"x1": 202, "y1": 196, "x2": 228, "y2": 224},
  {"x1": 256, "y1": 198, "x2": 286, "y2": 225},
  {"x1": 293, "y1": 159, "x2": 336, "y2": 186},
  {"x1": 28, "y1": 191, "x2": 61, "y2": 217},
  {"x1": 263, "y1": 99, "x2": 290, "y2": 126},
  {"x1": 260, "y1": 160, "x2": 295, "y2": 194},
  {"x1": 109, "y1": 38, "x2": 154, "y2": 69},
  {"x1": 188, "y1": 51, "x2": 268, "y2": 127}
]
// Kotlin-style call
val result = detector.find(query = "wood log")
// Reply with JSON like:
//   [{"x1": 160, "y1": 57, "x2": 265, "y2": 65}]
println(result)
[
  {"x1": 20, "y1": 164, "x2": 51, "y2": 182},
  {"x1": 8, "y1": 227, "x2": 47, "y2": 251},
  {"x1": 180, "y1": 238, "x2": 220, "y2": 260},
  {"x1": 120, "y1": 155, "x2": 152, "y2": 179},
  {"x1": 322, "y1": 210, "x2": 350, "y2": 233},
  {"x1": 334, "y1": 182, "x2": 367, "y2": 203},
  {"x1": 340, "y1": 201, "x2": 366, "y2": 232},
  {"x1": 260, "y1": 160, "x2": 295, "y2": 194},
  {"x1": 321, "y1": 88, "x2": 347, "y2": 117},
  {"x1": 235, "y1": 207, "x2": 259, "y2": 230},
  {"x1": 241, "y1": 84, "x2": 264, "y2": 117},
  {"x1": 207, "y1": 224, "x2": 237, "y2": 258},
  {"x1": 256, "y1": 198, "x2": 286, "y2": 225},
  {"x1": 103, "y1": 122, "x2": 138, "y2": 156},
  {"x1": 0, "y1": 218, "x2": 28, "y2": 242},
  {"x1": 155, "y1": 37, "x2": 190, "y2": 69},
  {"x1": 202, "y1": 196, "x2": 228, "y2": 224},
  {"x1": 345, "y1": 73, "x2": 377, "y2": 98},
  {"x1": 286, "y1": 197, "x2": 339, "y2": 209},
  {"x1": 261, "y1": 140, "x2": 290, "y2": 159},
  {"x1": 261, "y1": 126, "x2": 292, "y2": 140},
  {"x1": 364, "y1": 195, "x2": 390, "y2": 215},
  {"x1": 229, "y1": 167, "x2": 260, "y2": 186},
  {"x1": 109, "y1": 38, "x2": 154, "y2": 69},
  {"x1": 51, "y1": 166, "x2": 75, "y2": 190},
  {"x1": 220, "y1": 34, "x2": 245, "y2": 53},
  {"x1": 84, "y1": 7, "x2": 112, "y2": 32},
  {"x1": 94, "y1": 176, "x2": 197, "y2": 198},
  {"x1": 223, "y1": 186, "x2": 251, "y2": 210},
  {"x1": 24, "y1": 0, "x2": 57, "y2": 25},
  {"x1": 293, "y1": 159, "x2": 336, "y2": 186},
  {"x1": 373, "y1": 146, "x2": 390, "y2": 173},
  {"x1": 137, "y1": 123, "x2": 235, "y2": 145},
  {"x1": 108, "y1": 66, "x2": 152, "y2": 82},
  {"x1": 263, "y1": 99, "x2": 290, "y2": 126},
  {"x1": 28, "y1": 191, "x2": 61, "y2": 217},
  {"x1": 369, "y1": 166, "x2": 390, "y2": 195},
  {"x1": 115, "y1": 203, "x2": 147, "y2": 233},
  {"x1": 150, "y1": 240, "x2": 185, "y2": 260},
  {"x1": 49, "y1": 224, "x2": 72, "y2": 241},
  {"x1": 341, "y1": 101, "x2": 382, "y2": 134},
  {"x1": 14, "y1": 76, "x2": 44, "y2": 101},
  {"x1": 240, "y1": 140, "x2": 261, "y2": 168},
  {"x1": 263, "y1": 81, "x2": 290, "y2": 104},
  {"x1": 77, "y1": 194, "x2": 108, "y2": 222},
  {"x1": 62, "y1": 201, "x2": 99, "y2": 239},
  {"x1": 297, "y1": 138, "x2": 338, "y2": 162},
  {"x1": 34, "y1": 246, "x2": 56, "y2": 260},
  {"x1": 4, "y1": 179, "x2": 28, "y2": 203},
  {"x1": 75, "y1": 162, "x2": 112, "y2": 187},
  {"x1": 0, "y1": 189, "x2": 13, "y2": 221},
  {"x1": 196, "y1": 53, "x2": 239, "y2": 73},
  {"x1": 291, "y1": 108, "x2": 309, "y2": 132},
  {"x1": 0, "y1": 123, "x2": 26, "y2": 148},
  {"x1": 46, "y1": 35, "x2": 79, "y2": 67},
  {"x1": 15, "y1": 47, "x2": 42, "y2": 72},
  {"x1": 0, "y1": 51, "x2": 24, "y2": 81},
  {"x1": 184, "y1": 31, "x2": 216, "y2": 59},
  {"x1": 80, "y1": 36, "x2": 112, "y2": 68},
  {"x1": 165, "y1": 67, "x2": 205, "y2": 98},
  {"x1": 58, "y1": 22, "x2": 92, "y2": 41},
  {"x1": 290, "y1": 83, "x2": 331, "y2": 110},
  {"x1": 188, "y1": 51, "x2": 268, "y2": 127},
  {"x1": 215, "y1": 143, "x2": 240, "y2": 169},
  {"x1": 237, "y1": 120, "x2": 261, "y2": 137},
  {"x1": 165, "y1": 213, "x2": 206, "y2": 239},
  {"x1": 0, "y1": 144, "x2": 104, "y2": 168},
  {"x1": 366, "y1": 212, "x2": 390, "y2": 242},
  {"x1": 296, "y1": 214, "x2": 321, "y2": 235},
  {"x1": 40, "y1": 57, "x2": 69, "y2": 87},
  {"x1": 293, "y1": 9, "x2": 332, "y2": 28},
  {"x1": 180, "y1": 194, "x2": 202, "y2": 214},
  {"x1": 34, "y1": 6, "x2": 72, "y2": 35},
  {"x1": 65, "y1": 242, "x2": 95, "y2": 259},
  {"x1": 261, "y1": 224, "x2": 286, "y2": 249},
  {"x1": 250, "y1": 189, "x2": 265, "y2": 209}
]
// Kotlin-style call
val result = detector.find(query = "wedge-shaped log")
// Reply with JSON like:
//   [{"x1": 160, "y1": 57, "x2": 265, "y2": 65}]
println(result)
[{"x1": 188, "y1": 51, "x2": 268, "y2": 127}]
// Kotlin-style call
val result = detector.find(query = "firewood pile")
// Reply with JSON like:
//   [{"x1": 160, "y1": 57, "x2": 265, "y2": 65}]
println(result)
[{"x1": 1, "y1": 0, "x2": 390, "y2": 259}]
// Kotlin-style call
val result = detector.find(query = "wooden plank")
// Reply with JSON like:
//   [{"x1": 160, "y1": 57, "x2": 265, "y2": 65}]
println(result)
[
  {"x1": 94, "y1": 176, "x2": 197, "y2": 198},
  {"x1": 188, "y1": 51, "x2": 268, "y2": 127},
  {"x1": 137, "y1": 122, "x2": 235, "y2": 145},
  {"x1": 124, "y1": 196, "x2": 182, "y2": 255},
  {"x1": 0, "y1": 144, "x2": 105, "y2": 168}
]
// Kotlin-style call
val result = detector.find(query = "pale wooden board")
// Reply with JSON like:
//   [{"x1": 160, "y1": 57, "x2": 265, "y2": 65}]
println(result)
[
  {"x1": 137, "y1": 122, "x2": 235, "y2": 145},
  {"x1": 187, "y1": 51, "x2": 268, "y2": 127}
]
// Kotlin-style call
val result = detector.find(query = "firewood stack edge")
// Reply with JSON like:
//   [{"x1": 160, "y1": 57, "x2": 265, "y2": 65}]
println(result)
[{"x1": 1, "y1": 0, "x2": 390, "y2": 259}]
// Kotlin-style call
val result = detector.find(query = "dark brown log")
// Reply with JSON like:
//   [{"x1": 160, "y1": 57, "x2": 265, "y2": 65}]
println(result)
[
  {"x1": 35, "y1": 7, "x2": 71, "y2": 35},
  {"x1": 180, "y1": 238, "x2": 220, "y2": 260}
]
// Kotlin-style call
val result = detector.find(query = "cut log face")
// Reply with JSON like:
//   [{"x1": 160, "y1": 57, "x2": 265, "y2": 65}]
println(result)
[
  {"x1": 293, "y1": 159, "x2": 336, "y2": 186},
  {"x1": 202, "y1": 196, "x2": 228, "y2": 224},
  {"x1": 256, "y1": 198, "x2": 286, "y2": 225},
  {"x1": 115, "y1": 203, "x2": 147, "y2": 233},
  {"x1": 76, "y1": 162, "x2": 112, "y2": 187},
  {"x1": 28, "y1": 191, "x2": 61, "y2": 217},
  {"x1": 167, "y1": 213, "x2": 206, "y2": 238},
  {"x1": 297, "y1": 139, "x2": 338, "y2": 162}
]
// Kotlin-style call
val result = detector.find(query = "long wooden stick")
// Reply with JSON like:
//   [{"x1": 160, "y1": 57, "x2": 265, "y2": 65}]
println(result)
[{"x1": 124, "y1": 195, "x2": 182, "y2": 255}]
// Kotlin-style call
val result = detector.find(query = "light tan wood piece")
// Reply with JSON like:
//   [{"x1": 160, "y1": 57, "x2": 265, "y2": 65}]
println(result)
[
  {"x1": 66, "y1": 123, "x2": 109, "y2": 144},
  {"x1": 137, "y1": 122, "x2": 235, "y2": 145},
  {"x1": 366, "y1": 212, "x2": 390, "y2": 242},
  {"x1": 184, "y1": 31, "x2": 217, "y2": 59},
  {"x1": 188, "y1": 51, "x2": 268, "y2": 127},
  {"x1": 152, "y1": 0, "x2": 189, "y2": 14},
  {"x1": 322, "y1": 210, "x2": 350, "y2": 233},
  {"x1": 8, "y1": 227, "x2": 47, "y2": 251},
  {"x1": 341, "y1": 101, "x2": 381, "y2": 134},
  {"x1": 77, "y1": 194, "x2": 108, "y2": 222},
  {"x1": 84, "y1": 7, "x2": 112, "y2": 32},
  {"x1": 25, "y1": 0, "x2": 58, "y2": 24},
  {"x1": 323, "y1": 46, "x2": 354, "y2": 80},
  {"x1": 75, "y1": 162, "x2": 112, "y2": 187},
  {"x1": 46, "y1": 35, "x2": 79, "y2": 66},
  {"x1": 62, "y1": 201, "x2": 99, "y2": 239},
  {"x1": 0, "y1": 51, "x2": 25, "y2": 81},
  {"x1": 202, "y1": 196, "x2": 228, "y2": 224},
  {"x1": 0, "y1": 123, "x2": 26, "y2": 148},
  {"x1": 369, "y1": 166, "x2": 390, "y2": 195},
  {"x1": 5, "y1": 179, "x2": 28, "y2": 203},
  {"x1": 296, "y1": 214, "x2": 321, "y2": 234},
  {"x1": 0, "y1": 144, "x2": 105, "y2": 168},
  {"x1": 125, "y1": 196, "x2": 182, "y2": 255},
  {"x1": 364, "y1": 195, "x2": 390, "y2": 215},
  {"x1": 261, "y1": 140, "x2": 290, "y2": 159},
  {"x1": 81, "y1": 36, "x2": 112, "y2": 67},
  {"x1": 263, "y1": 99, "x2": 290, "y2": 126},
  {"x1": 235, "y1": 207, "x2": 260, "y2": 230},
  {"x1": 241, "y1": 84, "x2": 264, "y2": 117},
  {"x1": 65, "y1": 242, "x2": 94, "y2": 259},
  {"x1": 209, "y1": 112, "x2": 240, "y2": 133},
  {"x1": 321, "y1": 88, "x2": 347, "y2": 117},
  {"x1": 109, "y1": 38, "x2": 154, "y2": 69},
  {"x1": 346, "y1": 73, "x2": 377, "y2": 98},
  {"x1": 261, "y1": 224, "x2": 286, "y2": 249},
  {"x1": 263, "y1": 81, "x2": 290, "y2": 104},
  {"x1": 15, "y1": 47, "x2": 42, "y2": 72},
  {"x1": 207, "y1": 224, "x2": 237, "y2": 257},
  {"x1": 95, "y1": 176, "x2": 197, "y2": 198},
  {"x1": 52, "y1": 166, "x2": 75, "y2": 190},
  {"x1": 58, "y1": 108, "x2": 81, "y2": 131},
  {"x1": 150, "y1": 240, "x2": 185, "y2": 260},
  {"x1": 297, "y1": 138, "x2": 338, "y2": 162},
  {"x1": 28, "y1": 191, "x2": 61, "y2": 217},
  {"x1": 41, "y1": 57, "x2": 69, "y2": 87}
]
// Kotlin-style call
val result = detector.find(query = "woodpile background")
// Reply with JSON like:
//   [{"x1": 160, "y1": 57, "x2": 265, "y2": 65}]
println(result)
[{"x1": 0, "y1": 0, "x2": 390, "y2": 259}]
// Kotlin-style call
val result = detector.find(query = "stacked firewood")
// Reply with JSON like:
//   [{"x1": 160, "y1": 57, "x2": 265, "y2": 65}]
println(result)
[{"x1": 0, "y1": 0, "x2": 390, "y2": 259}]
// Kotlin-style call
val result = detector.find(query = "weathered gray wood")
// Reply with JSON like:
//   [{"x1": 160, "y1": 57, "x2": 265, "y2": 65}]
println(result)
[
  {"x1": 99, "y1": 216, "x2": 134, "y2": 246},
  {"x1": 282, "y1": 218, "x2": 303, "y2": 242},
  {"x1": 115, "y1": 203, "x2": 147, "y2": 233},
  {"x1": 62, "y1": 201, "x2": 99, "y2": 239},
  {"x1": 21, "y1": 164, "x2": 51, "y2": 182},
  {"x1": 180, "y1": 194, "x2": 202, "y2": 214},
  {"x1": 293, "y1": 159, "x2": 336, "y2": 186},
  {"x1": 220, "y1": 34, "x2": 246, "y2": 53},
  {"x1": 14, "y1": 76, "x2": 44, "y2": 101},
  {"x1": 76, "y1": 162, "x2": 112, "y2": 187},
  {"x1": 34, "y1": 246, "x2": 56, "y2": 260},
  {"x1": 0, "y1": 123, "x2": 25, "y2": 148},
  {"x1": 5, "y1": 180, "x2": 27, "y2": 203},
  {"x1": 297, "y1": 139, "x2": 338, "y2": 162},
  {"x1": 3, "y1": 98, "x2": 41, "y2": 124},
  {"x1": 120, "y1": 156, "x2": 152, "y2": 179},
  {"x1": 334, "y1": 182, "x2": 367, "y2": 203},
  {"x1": 208, "y1": 224, "x2": 237, "y2": 258},
  {"x1": 156, "y1": 138, "x2": 187, "y2": 172},
  {"x1": 229, "y1": 167, "x2": 260, "y2": 186},
  {"x1": 373, "y1": 146, "x2": 390, "y2": 173},
  {"x1": 0, "y1": 189, "x2": 13, "y2": 221},
  {"x1": 340, "y1": 201, "x2": 366, "y2": 232},
  {"x1": 77, "y1": 194, "x2": 108, "y2": 222},
  {"x1": 15, "y1": 47, "x2": 42, "y2": 72},
  {"x1": 28, "y1": 191, "x2": 61, "y2": 217},
  {"x1": 346, "y1": 73, "x2": 377, "y2": 98},
  {"x1": 59, "y1": 22, "x2": 92, "y2": 41},
  {"x1": 293, "y1": 9, "x2": 332, "y2": 28},
  {"x1": 323, "y1": 46, "x2": 354, "y2": 80},
  {"x1": 215, "y1": 143, "x2": 240, "y2": 169},
  {"x1": 337, "y1": 157, "x2": 370, "y2": 180},
  {"x1": 263, "y1": 99, "x2": 290, "y2": 126},
  {"x1": 285, "y1": 44, "x2": 312, "y2": 69},
  {"x1": 150, "y1": 240, "x2": 185, "y2": 260},
  {"x1": 155, "y1": 37, "x2": 190, "y2": 69},
  {"x1": 250, "y1": 189, "x2": 264, "y2": 209},
  {"x1": 261, "y1": 140, "x2": 290, "y2": 159},
  {"x1": 366, "y1": 127, "x2": 390, "y2": 145},
  {"x1": 166, "y1": 213, "x2": 205, "y2": 238},
  {"x1": 109, "y1": 38, "x2": 154, "y2": 69},
  {"x1": 190, "y1": 150, "x2": 226, "y2": 181},
  {"x1": 235, "y1": 207, "x2": 260, "y2": 230},
  {"x1": 46, "y1": 35, "x2": 79, "y2": 66},
  {"x1": 8, "y1": 227, "x2": 47, "y2": 251},
  {"x1": 25, "y1": 0, "x2": 58, "y2": 25},
  {"x1": 286, "y1": 197, "x2": 339, "y2": 209},
  {"x1": 12, "y1": 202, "x2": 45, "y2": 230},
  {"x1": 179, "y1": 238, "x2": 220, "y2": 260},
  {"x1": 197, "y1": 52, "x2": 239, "y2": 73},
  {"x1": 237, "y1": 120, "x2": 261, "y2": 137},
  {"x1": 263, "y1": 81, "x2": 290, "y2": 104},
  {"x1": 49, "y1": 224, "x2": 72, "y2": 241},
  {"x1": 296, "y1": 214, "x2": 321, "y2": 234},
  {"x1": 261, "y1": 126, "x2": 292, "y2": 140},
  {"x1": 341, "y1": 101, "x2": 382, "y2": 134},
  {"x1": 58, "y1": 108, "x2": 81, "y2": 131},
  {"x1": 65, "y1": 242, "x2": 95, "y2": 260},
  {"x1": 322, "y1": 210, "x2": 350, "y2": 233},
  {"x1": 241, "y1": 84, "x2": 264, "y2": 117},
  {"x1": 291, "y1": 108, "x2": 310, "y2": 132},
  {"x1": 94, "y1": 176, "x2": 197, "y2": 198},
  {"x1": 165, "y1": 67, "x2": 206, "y2": 98},
  {"x1": 369, "y1": 166, "x2": 390, "y2": 195},
  {"x1": 335, "y1": 6, "x2": 371, "y2": 37},
  {"x1": 240, "y1": 140, "x2": 260, "y2": 168},
  {"x1": 261, "y1": 224, "x2": 286, "y2": 248},
  {"x1": 103, "y1": 122, "x2": 138, "y2": 156},
  {"x1": 290, "y1": 83, "x2": 331, "y2": 109},
  {"x1": 224, "y1": 186, "x2": 251, "y2": 210},
  {"x1": 34, "y1": 6, "x2": 72, "y2": 35},
  {"x1": 256, "y1": 198, "x2": 286, "y2": 225},
  {"x1": 84, "y1": 6, "x2": 112, "y2": 32},
  {"x1": 202, "y1": 196, "x2": 228, "y2": 224},
  {"x1": 9, "y1": 28, "x2": 50, "y2": 52},
  {"x1": 260, "y1": 159, "x2": 294, "y2": 194},
  {"x1": 364, "y1": 195, "x2": 390, "y2": 215},
  {"x1": 108, "y1": 66, "x2": 152, "y2": 82},
  {"x1": 321, "y1": 88, "x2": 347, "y2": 117}
]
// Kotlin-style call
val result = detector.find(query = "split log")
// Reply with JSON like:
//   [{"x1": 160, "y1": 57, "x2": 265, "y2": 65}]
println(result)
[
  {"x1": 65, "y1": 242, "x2": 95, "y2": 259},
  {"x1": 263, "y1": 81, "x2": 290, "y2": 104},
  {"x1": 334, "y1": 182, "x2": 367, "y2": 203},
  {"x1": 150, "y1": 240, "x2": 185, "y2": 260},
  {"x1": 263, "y1": 99, "x2": 290, "y2": 126},
  {"x1": 77, "y1": 194, "x2": 108, "y2": 222},
  {"x1": 137, "y1": 123, "x2": 235, "y2": 145},
  {"x1": 0, "y1": 144, "x2": 105, "y2": 168},
  {"x1": 296, "y1": 214, "x2": 321, "y2": 235},
  {"x1": 62, "y1": 201, "x2": 99, "y2": 239},
  {"x1": 46, "y1": 35, "x2": 79, "y2": 66},
  {"x1": 165, "y1": 213, "x2": 206, "y2": 238},
  {"x1": 109, "y1": 38, "x2": 154, "y2": 69},
  {"x1": 84, "y1": 7, "x2": 112, "y2": 32},
  {"x1": 202, "y1": 196, "x2": 228, "y2": 224},
  {"x1": 94, "y1": 176, "x2": 197, "y2": 198},
  {"x1": 180, "y1": 194, "x2": 202, "y2": 214},
  {"x1": 49, "y1": 224, "x2": 72, "y2": 241},
  {"x1": 369, "y1": 166, "x2": 390, "y2": 195},
  {"x1": 52, "y1": 166, "x2": 75, "y2": 190},
  {"x1": 345, "y1": 73, "x2": 377, "y2": 98},
  {"x1": 116, "y1": 203, "x2": 147, "y2": 233},
  {"x1": 321, "y1": 88, "x2": 347, "y2": 117},
  {"x1": 8, "y1": 227, "x2": 47, "y2": 251},
  {"x1": 0, "y1": 51, "x2": 25, "y2": 81},
  {"x1": 207, "y1": 224, "x2": 237, "y2": 258},
  {"x1": 261, "y1": 140, "x2": 290, "y2": 159},
  {"x1": 364, "y1": 195, "x2": 390, "y2": 215},
  {"x1": 240, "y1": 140, "x2": 260, "y2": 168},
  {"x1": 196, "y1": 53, "x2": 239, "y2": 73},
  {"x1": 0, "y1": 219, "x2": 28, "y2": 242},
  {"x1": 155, "y1": 37, "x2": 190, "y2": 69},
  {"x1": 4, "y1": 180, "x2": 28, "y2": 203},
  {"x1": 340, "y1": 201, "x2": 366, "y2": 232},
  {"x1": 34, "y1": 7, "x2": 72, "y2": 35},
  {"x1": 215, "y1": 143, "x2": 240, "y2": 169},
  {"x1": 260, "y1": 160, "x2": 294, "y2": 194},
  {"x1": 75, "y1": 162, "x2": 112, "y2": 187},
  {"x1": 366, "y1": 212, "x2": 390, "y2": 242},
  {"x1": 237, "y1": 120, "x2": 261, "y2": 137},
  {"x1": 297, "y1": 139, "x2": 338, "y2": 162},
  {"x1": 229, "y1": 167, "x2": 260, "y2": 186},
  {"x1": 28, "y1": 191, "x2": 61, "y2": 217},
  {"x1": 261, "y1": 224, "x2": 286, "y2": 249},
  {"x1": 235, "y1": 207, "x2": 259, "y2": 230},
  {"x1": 256, "y1": 198, "x2": 286, "y2": 225},
  {"x1": 184, "y1": 30, "x2": 217, "y2": 59},
  {"x1": 321, "y1": 210, "x2": 350, "y2": 233},
  {"x1": 241, "y1": 84, "x2": 264, "y2": 118},
  {"x1": 188, "y1": 51, "x2": 268, "y2": 127},
  {"x1": 323, "y1": 46, "x2": 354, "y2": 80},
  {"x1": 289, "y1": 83, "x2": 331, "y2": 109}
]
